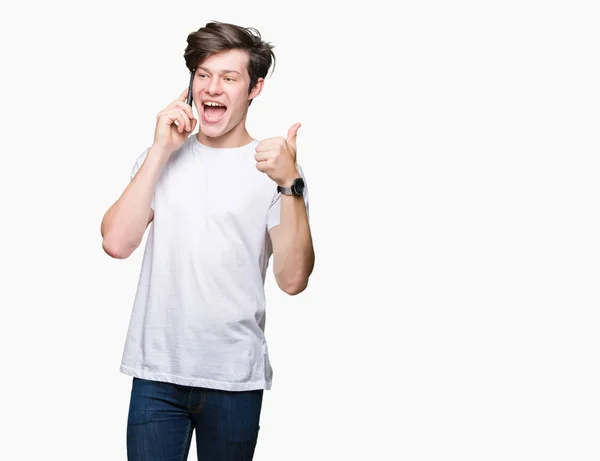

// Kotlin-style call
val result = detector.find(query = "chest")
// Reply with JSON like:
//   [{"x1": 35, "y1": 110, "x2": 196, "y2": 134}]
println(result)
[{"x1": 154, "y1": 154, "x2": 275, "y2": 233}]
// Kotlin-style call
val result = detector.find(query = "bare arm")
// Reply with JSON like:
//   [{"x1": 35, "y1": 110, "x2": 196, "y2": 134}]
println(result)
[
  {"x1": 254, "y1": 123, "x2": 314, "y2": 295},
  {"x1": 269, "y1": 194, "x2": 315, "y2": 295},
  {"x1": 101, "y1": 146, "x2": 168, "y2": 259},
  {"x1": 101, "y1": 87, "x2": 197, "y2": 259}
]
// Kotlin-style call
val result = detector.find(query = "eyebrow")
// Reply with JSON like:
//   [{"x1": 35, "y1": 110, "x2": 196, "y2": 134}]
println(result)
[{"x1": 197, "y1": 66, "x2": 242, "y2": 76}]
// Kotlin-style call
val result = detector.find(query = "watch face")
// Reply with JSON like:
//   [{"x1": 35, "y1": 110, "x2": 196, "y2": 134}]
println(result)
[{"x1": 292, "y1": 178, "x2": 305, "y2": 195}]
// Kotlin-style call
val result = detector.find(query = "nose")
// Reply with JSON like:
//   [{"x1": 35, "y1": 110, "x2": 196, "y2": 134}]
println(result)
[{"x1": 206, "y1": 77, "x2": 223, "y2": 95}]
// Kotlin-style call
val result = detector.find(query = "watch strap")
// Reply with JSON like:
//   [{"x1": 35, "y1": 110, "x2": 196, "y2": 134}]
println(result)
[{"x1": 277, "y1": 185, "x2": 294, "y2": 195}]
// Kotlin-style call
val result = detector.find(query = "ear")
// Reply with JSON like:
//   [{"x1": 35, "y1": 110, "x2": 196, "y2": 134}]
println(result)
[{"x1": 248, "y1": 77, "x2": 265, "y2": 101}]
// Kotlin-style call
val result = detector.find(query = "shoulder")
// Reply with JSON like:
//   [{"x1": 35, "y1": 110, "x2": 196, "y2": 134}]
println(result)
[{"x1": 131, "y1": 136, "x2": 197, "y2": 178}]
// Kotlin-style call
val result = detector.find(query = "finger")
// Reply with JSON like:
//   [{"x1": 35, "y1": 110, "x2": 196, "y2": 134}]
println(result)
[
  {"x1": 159, "y1": 111, "x2": 181, "y2": 132},
  {"x1": 255, "y1": 160, "x2": 268, "y2": 173},
  {"x1": 164, "y1": 111, "x2": 187, "y2": 133},
  {"x1": 254, "y1": 150, "x2": 270, "y2": 162},
  {"x1": 166, "y1": 100, "x2": 195, "y2": 121},
  {"x1": 172, "y1": 114, "x2": 185, "y2": 133},
  {"x1": 172, "y1": 108, "x2": 192, "y2": 132},
  {"x1": 158, "y1": 110, "x2": 179, "y2": 128},
  {"x1": 171, "y1": 101, "x2": 195, "y2": 121},
  {"x1": 260, "y1": 136, "x2": 282, "y2": 143},
  {"x1": 255, "y1": 139, "x2": 280, "y2": 152},
  {"x1": 158, "y1": 102, "x2": 194, "y2": 123},
  {"x1": 177, "y1": 107, "x2": 193, "y2": 132},
  {"x1": 286, "y1": 122, "x2": 301, "y2": 149},
  {"x1": 178, "y1": 87, "x2": 189, "y2": 102}
]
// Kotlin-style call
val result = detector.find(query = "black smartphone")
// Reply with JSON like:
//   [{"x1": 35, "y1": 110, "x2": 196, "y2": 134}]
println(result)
[{"x1": 186, "y1": 69, "x2": 194, "y2": 106}]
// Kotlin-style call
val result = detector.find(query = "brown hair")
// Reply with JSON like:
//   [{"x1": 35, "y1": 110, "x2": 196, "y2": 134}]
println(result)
[{"x1": 183, "y1": 22, "x2": 276, "y2": 105}]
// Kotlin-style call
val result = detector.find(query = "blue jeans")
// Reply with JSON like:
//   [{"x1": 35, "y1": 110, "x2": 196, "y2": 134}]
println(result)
[{"x1": 127, "y1": 377, "x2": 264, "y2": 461}]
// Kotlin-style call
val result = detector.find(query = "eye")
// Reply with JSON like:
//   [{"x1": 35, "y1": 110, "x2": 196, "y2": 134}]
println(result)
[
  {"x1": 197, "y1": 73, "x2": 208, "y2": 79},
  {"x1": 224, "y1": 77, "x2": 235, "y2": 82}
]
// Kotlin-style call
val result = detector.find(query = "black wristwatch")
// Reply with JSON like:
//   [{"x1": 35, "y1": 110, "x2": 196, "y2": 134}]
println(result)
[{"x1": 277, "y1": 177, "x2": 305, "y2": 197}]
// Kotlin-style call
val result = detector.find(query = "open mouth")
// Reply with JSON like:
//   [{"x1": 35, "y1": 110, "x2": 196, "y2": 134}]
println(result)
[{"x1": 202, "y1": 101, "x2": 228, "y2": 123}]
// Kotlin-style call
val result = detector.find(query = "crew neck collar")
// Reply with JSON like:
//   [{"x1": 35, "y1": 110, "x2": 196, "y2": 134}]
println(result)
[{"x1": 192, "y1": 135, "x2": 258, "y2": 152}]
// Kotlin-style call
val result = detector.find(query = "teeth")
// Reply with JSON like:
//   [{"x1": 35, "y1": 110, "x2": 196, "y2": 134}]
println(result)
[{"x1": 204, "y1": 102, "x2": 225, "y2": 107}]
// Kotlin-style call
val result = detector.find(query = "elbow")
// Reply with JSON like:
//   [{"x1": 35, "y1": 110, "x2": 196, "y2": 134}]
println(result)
[
  {"x1": 279, "y1": 276, "x2": 309, "y2": 296},
  {"x1": 102, "y1": 236, "x2": 134, "y2": 259},
  {"x1": 276, "y1": 258, "x2": 315, "y2": 296}
]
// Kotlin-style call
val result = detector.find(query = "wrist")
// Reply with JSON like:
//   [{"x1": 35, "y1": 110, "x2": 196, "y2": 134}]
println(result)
[
  {"x1": 277, "y1": 176, "x2": 305, "y2": 197},
  {"x1": 277, "y1": 169, "x2": 300, "y2": 187}
]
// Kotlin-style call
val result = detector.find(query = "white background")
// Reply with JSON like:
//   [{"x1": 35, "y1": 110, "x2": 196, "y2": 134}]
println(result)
[{"x1": 0, "y1": 0, "x2": 598, "y2": 460}]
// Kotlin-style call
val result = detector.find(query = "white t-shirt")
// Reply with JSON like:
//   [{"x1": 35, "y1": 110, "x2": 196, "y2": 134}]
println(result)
[{"x1": 119, "y1": 135, "x2": 309, "y2": 391}]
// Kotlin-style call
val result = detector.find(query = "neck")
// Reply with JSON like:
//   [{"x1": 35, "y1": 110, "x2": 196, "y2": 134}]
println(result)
[{"x1": 195, "y1": 119, "x2": 253, "y2": 149}]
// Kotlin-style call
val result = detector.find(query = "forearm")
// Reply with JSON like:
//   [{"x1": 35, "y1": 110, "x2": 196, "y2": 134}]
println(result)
[
  {"x1": 273, "y1": 195, "x2": 314, "y2": 294},
  {"x1": 101, "y1": 146, "x2": 168, "y2": 258}
]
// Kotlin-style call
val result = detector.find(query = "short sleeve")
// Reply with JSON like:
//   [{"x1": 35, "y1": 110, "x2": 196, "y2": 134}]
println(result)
[
  {"x1": 130, "y1": 147, "x2": 150, "y2": 179},
  {"x1": 267, "y1": 164, "x2": 310, "y2": 231},
  {"x1": 130, "y1": 147, "x2": 155, "y2": 210}
]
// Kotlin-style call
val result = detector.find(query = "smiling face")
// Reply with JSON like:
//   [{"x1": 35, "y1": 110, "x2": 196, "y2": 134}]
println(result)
[{"x1": 192, "y1": 49, "x2": 263, "y2": 148}]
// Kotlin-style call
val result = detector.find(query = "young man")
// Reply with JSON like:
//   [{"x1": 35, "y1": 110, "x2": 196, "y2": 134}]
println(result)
[{"x1": 100, "y1": 22, "x2": 314, "y2": 460}]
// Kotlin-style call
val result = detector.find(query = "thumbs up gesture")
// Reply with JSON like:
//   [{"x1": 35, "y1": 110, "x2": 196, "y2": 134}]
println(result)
[{"x1": 255, "y1": 123, "x2": 301, "y2": 187}]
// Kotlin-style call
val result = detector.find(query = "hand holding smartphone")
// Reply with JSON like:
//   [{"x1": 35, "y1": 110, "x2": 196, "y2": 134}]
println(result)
[{"x1": 151, "y1": 80, "x2": 197, "y2": 156}]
